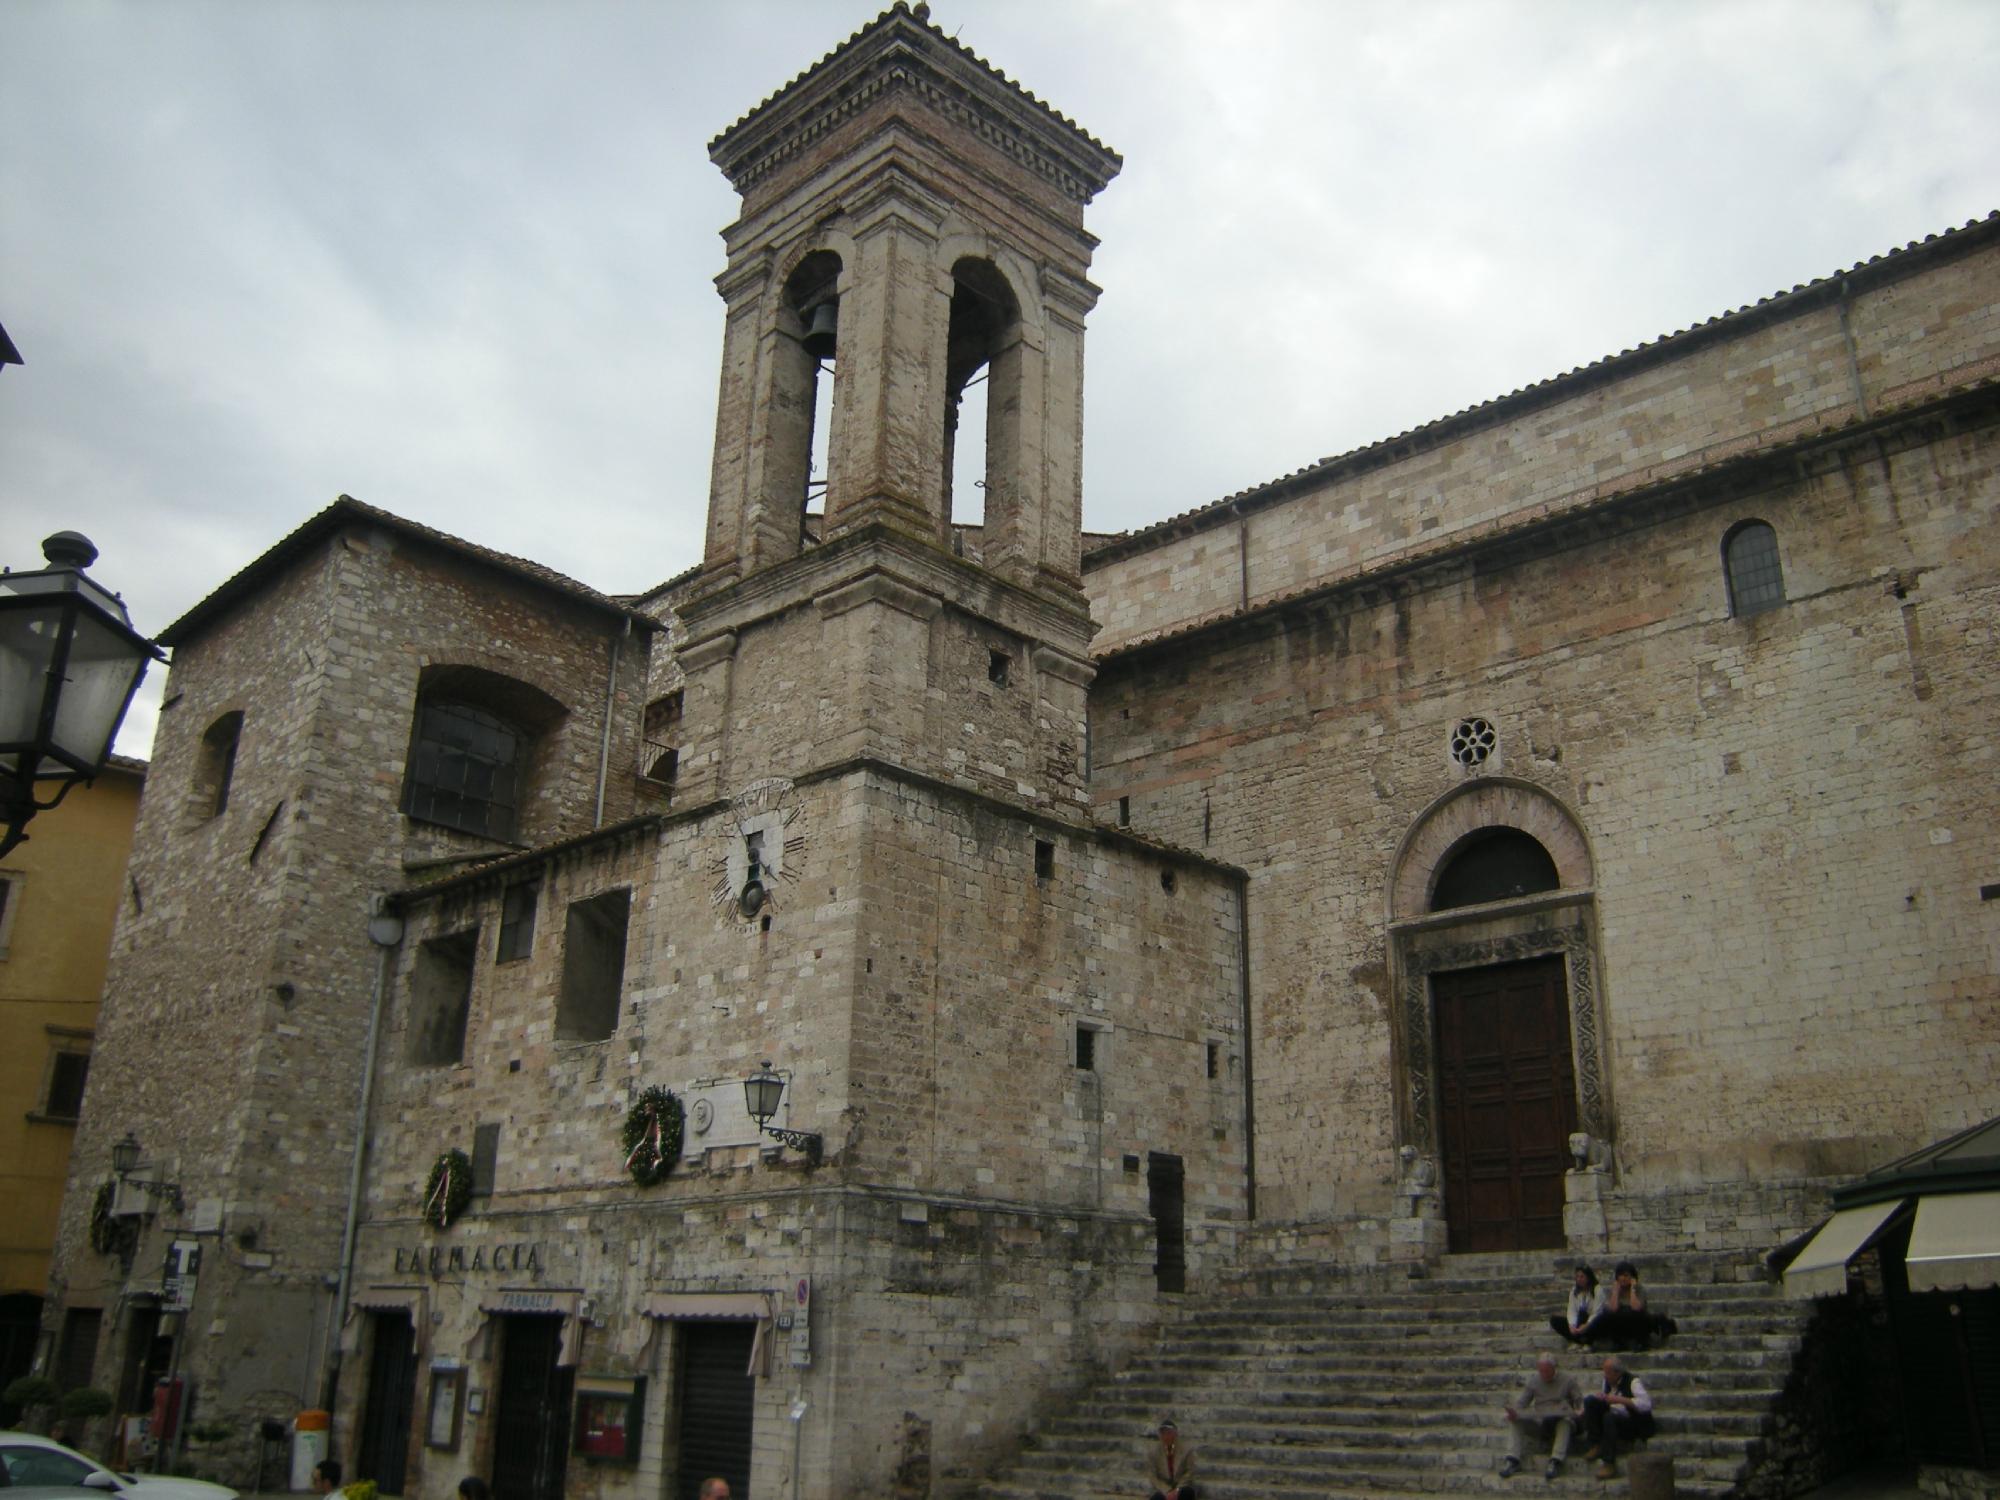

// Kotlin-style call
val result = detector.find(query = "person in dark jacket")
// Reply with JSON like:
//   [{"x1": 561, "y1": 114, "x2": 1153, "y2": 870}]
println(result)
[
  {"x1": 1589, "y1": 1261, "x2": 1678, "y2": 1349},
  {"x1": 1581, "y1": 1354, "x2": 1656, "y2": 1477}
]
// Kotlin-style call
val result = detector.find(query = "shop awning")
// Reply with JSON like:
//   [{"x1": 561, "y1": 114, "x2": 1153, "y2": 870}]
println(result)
[
  {"x1": 471, "y1": 1289, "x2": 584, "y2": 1366},
  {"x1": 638, "y1": 1293, "x2": 769, "y2": 1322},
  {"x1": 1784, "y1": 1198, "x2": 1906, "y2": 1299},
  {"x1": 638, "y1": 1292, "x2": 773, "y2": 1378},
  {"x1": 1905, "y1": 1190, "x2": 2000, "y2": 1294}
]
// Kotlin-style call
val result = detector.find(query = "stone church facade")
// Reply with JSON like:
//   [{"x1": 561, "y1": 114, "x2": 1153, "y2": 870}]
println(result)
[{"x1": 41, "y1": 6, "x2": 1999, "y2": 1499}]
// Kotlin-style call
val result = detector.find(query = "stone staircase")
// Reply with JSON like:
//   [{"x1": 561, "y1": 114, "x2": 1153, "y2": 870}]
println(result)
[{"x1": 978, "y1": 1252, "x2": 1812, "y2": 1500}]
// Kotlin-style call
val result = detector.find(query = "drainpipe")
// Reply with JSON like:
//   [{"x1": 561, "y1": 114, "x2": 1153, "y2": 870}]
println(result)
[
  {"x1": 593, "y1": 620, "x2": 629, "y2": 829},
  {"x1": 324, "y1": 901, "x2": 404, "y2": 1410}
]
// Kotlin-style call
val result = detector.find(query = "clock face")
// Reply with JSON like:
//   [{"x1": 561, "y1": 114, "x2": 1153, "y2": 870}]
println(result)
[{"x1": 710, "y1": 776, "x2": 809, "y2": 920}]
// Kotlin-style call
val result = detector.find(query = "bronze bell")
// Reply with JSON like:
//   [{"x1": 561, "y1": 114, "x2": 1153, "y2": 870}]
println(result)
[{"x1": 802, "y1": 301, "x2": 838, "y2": 360}]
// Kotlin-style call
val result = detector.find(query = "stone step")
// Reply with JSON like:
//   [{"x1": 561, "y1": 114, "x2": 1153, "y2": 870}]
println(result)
[{"x1": 976, "y1": 1256, "x2": 1807, "y2": 1500}]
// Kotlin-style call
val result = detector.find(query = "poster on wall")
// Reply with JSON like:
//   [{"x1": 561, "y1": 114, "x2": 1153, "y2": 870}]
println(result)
[{"x1": 572, "y1": 1375, "x2": 644, "y2": 1464}]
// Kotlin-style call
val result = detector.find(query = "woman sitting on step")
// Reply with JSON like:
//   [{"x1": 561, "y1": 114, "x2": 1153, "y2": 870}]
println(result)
[
  {"x1": 1550, "y1": 1264, "x2": 1606, "y2": 1344},
  {"x1": 1587, "y1": 1261, "x2": 1677, "y2": 1350}
]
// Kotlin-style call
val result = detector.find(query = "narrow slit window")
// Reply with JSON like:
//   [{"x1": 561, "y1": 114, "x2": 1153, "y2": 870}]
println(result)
[
  {"x1": 1075, "y1": 1024, "x2": 1097, "y2": 1072},
  {"x1": 1035, "y1": 839, "x2": 1054, "y2": 881},
  {"x1": 496, "y1": 882, "x2": 538, "y2": 963},
  {"x1": 196, "y1": 712, "x2": 243, "y2": 818}
]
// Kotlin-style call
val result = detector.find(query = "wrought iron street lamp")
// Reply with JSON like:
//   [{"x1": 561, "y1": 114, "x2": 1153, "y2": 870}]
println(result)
[
  {"x1": 0, "y1": 532, "x2": 162, "y2": 857},
  {"x1": 743, "y1": 1060, "x2": 822, "y2": 1166},
  {"x1": 110, "y1": 1132, "x2": 184, "y2": 1211}
]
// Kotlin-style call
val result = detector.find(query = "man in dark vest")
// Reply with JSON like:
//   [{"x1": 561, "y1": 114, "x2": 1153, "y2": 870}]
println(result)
[{"x1": 1581, "y1": 1354, "x2": 1656, "y2": 1478}]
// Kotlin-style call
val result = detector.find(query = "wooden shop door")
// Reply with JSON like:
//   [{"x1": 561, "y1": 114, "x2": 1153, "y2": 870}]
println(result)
[
  {"x1": 493, "y1": 1315, "x2": 572, "y2": 1500},
  {"x1": 1433, "y1": 955, "x2": 1577, "y2": 1252},
  {"x1": 356, "y1": 1313, "x2": 416, "y2": 1495},
  {"x1": 674, "y1": 1322, "x2": 755, "y2": 1500}
]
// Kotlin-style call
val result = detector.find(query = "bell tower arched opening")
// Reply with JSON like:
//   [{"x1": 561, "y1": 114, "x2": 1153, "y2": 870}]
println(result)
[
  {"x1": 944, "y1": 257, "x2": 1020, "y2": 534},
  {"x1": 777, "y1": 250, "x2": 843, "y2": 553}
]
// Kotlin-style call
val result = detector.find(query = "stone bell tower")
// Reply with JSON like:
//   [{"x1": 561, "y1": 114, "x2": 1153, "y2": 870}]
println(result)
[{"x1": 676, "y1": 1, "x2": 1122, "y2": 810}]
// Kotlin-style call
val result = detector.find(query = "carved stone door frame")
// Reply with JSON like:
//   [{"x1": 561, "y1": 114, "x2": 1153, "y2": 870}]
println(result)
[
  {"x1": 1385, "y1": 779, "x2": 1613, "y2": 1166},
  {"x1": 1392, "y1": 895, "x2": 1610, "y2": 1160}
]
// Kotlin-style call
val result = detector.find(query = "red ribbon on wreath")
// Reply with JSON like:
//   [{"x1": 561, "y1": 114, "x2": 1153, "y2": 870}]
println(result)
[
  {"x1": 625, "y1": 1108, "x2": 664, "y2": 1174},
  {"x1": 426, "y1": 1159, "x2": 455, "y2": 1226}
]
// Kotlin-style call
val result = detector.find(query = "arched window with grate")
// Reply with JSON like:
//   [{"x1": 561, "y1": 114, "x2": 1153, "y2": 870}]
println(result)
[
  {"x1": 1723, "y1": 520, "x2": 1785, "y2": 618},
  {"x1": 400, "y1": 666, "x2": 567, "y2": 843}
]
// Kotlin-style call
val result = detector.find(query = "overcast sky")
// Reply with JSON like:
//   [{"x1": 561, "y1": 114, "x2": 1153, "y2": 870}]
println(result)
[{"x1": 5, "y1": 0, "x2": 1998, "y2": 758}]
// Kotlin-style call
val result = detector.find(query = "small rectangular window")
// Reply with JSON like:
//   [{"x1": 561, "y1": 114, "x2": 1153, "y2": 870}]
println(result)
[
  {"x1": 988, "y1": 650, "x2": 1010, "y2": 686},
  {"x1": 1117, "y1": 796, "x2": 1130, "y2": 827},
  {"x1": 557, "y1": 889, "x2": 631, "y2": 1041},
  {"x1": 43, "y1": 1049, "x2": 90, "y2": 1120},
  {"x1": 496, "y1": 882, "x2": 538, "y2": 963},
  {"x1": 1034, "y1": 840, "x2": 1054, "y2": 881},
  {"x1": 470, "y1": 1122, "x2": 501, "y2": 1198},
  {"x1": 1205, "y1": 1041, "x2": 1220, "y2": 1080},
  {"x1": 409, "y1": 930, "x2": 477, "y2": 1066},
  {"x1": 1075, "y1": 1024, "x2": 1097, "y2": 1072}
]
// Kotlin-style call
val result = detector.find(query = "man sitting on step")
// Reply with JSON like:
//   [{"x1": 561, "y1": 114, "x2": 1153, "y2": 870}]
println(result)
[
  {"x1": 1499, "y1": 1352, "x2": 1583, "y2": 1479},
  {"x1": 1145, "y1": 1417, "x2": 1200, "y2": 1500},
  {"x1": 1581, "y1": 1354, "x2": 1656, "y2": 1479}
]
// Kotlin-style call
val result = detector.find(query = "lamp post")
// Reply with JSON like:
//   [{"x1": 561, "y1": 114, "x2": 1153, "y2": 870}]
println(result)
[
  {"x1": 0, "y1": 531, "x2": 162, "y2": 858},
  {"x1": 743, "y1": 1060, "x2": 822, "y2": 1166}
]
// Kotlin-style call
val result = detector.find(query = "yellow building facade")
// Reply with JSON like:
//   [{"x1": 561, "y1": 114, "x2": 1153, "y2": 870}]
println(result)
[{"x1": 1, "y1": 756, "x2": 144, "y2": 1401}]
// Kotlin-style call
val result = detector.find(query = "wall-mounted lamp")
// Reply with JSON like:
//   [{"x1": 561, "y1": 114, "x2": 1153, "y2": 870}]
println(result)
[
  {"x1": 110, "y1": 1132, "x2": 184, "y2": 1212},
  {"x1": 743, "y1": 1060, "x2": 821, "y2": 1167}
]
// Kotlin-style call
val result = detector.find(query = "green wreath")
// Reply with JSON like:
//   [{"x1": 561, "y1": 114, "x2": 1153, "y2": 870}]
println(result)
[
  {"x1": 89, "y1": 1180, "x2": 136, "y2": 1258},
  {"x1": 620, "y1": 1086, "x2": 684, "y2": 1187},
  {"x1": 422, "y1": 1149, "x2": 474, "y2": 1230}
]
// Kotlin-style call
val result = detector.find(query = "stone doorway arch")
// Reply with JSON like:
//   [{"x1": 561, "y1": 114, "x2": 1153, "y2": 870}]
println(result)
[{"x1": 1386, "y1": 779, "x2": 1613, "y2": 1248}]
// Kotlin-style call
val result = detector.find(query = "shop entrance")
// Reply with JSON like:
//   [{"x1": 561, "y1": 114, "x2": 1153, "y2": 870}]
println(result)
[
  {"x1": 674, "y1": 1322, "x2": 755, "y2": 1500},
  {"x1": 116, "y1": 1305, "x2": 172, "y2": 1416},
  {"x1": 356, "y1": 1313, "x2": 416, "y2": 1494},
  {"x1": 1433, "y1": 954, "x2": 1577, "y2": 1252},
  {"x1": 493, "y1": 1315, "x2": 572, "y2": 1500}
]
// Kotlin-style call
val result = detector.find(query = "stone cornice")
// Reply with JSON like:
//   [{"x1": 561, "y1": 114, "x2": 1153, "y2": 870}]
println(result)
[
  {"x1": 710, "y1": 6, "x2": 1122, "y2": 207},
  {"x1": 681, "y1": 522, "x2": 1095, "y2": 663}
]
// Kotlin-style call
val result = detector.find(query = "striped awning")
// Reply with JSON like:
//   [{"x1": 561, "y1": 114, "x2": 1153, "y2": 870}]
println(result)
[
  {"x1": 1905, "y1": 1190, "x2": 2000, "y2": 1294},
  {"x1": 1783, "y1": 1199, "x2": 1906, "y2": 1299}
]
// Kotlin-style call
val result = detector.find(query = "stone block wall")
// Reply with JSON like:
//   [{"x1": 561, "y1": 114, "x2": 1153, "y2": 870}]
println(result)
[
  {"x1": 48, "y1": 514, "x2": 654, "y2": 1435},
  {"x1": 343, "y1": 757, "x2": 1243, "y2": 1498},
  {"x1": 1087, "y1": 393, "x2": 2000, "y2": 1255}
]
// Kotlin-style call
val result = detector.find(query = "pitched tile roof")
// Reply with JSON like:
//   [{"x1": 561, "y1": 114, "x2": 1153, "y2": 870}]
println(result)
[
  {"x1": 159, "y1": 494, "x2": 662, "y2": 647},
  {"x1": 1084, "y1": 211, "x2": 2000, "y2": 569}
]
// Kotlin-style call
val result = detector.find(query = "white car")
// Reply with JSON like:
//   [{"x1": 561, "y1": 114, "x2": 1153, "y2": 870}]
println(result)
[{"x1": 0, "y1": 1432, "x2": 238, "y2": 1500}]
